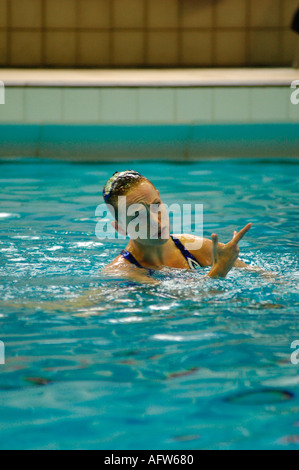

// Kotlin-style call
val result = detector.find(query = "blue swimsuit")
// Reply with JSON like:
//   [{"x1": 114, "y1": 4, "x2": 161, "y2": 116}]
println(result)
[{"x1": 121, "y1": 235, "x2": 202, "y2": 273}]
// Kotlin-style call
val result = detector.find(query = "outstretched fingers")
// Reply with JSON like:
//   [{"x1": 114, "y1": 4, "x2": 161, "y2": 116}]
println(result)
[
  {"x1": 233, "y1": 223, "x2": 252, "y2": 244},
  {"x1": 211, "y1": 233, "x2": 219, "y2": 264}
]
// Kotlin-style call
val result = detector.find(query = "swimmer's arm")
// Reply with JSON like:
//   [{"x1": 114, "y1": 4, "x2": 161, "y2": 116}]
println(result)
[
  {"x1": 233, "y1": 258, "x2": 248, "y2": 268},
  {"x1": 0, "y1": 290, "x2": 106, "y2": 312},
  {"x1": 190, "y1": 238, "x2": 273, "y2": 276},
  {"x1": 102, "y1": 257, "x2": 160, "y2": 286},
  {"x1": 207, "y1": 224, "x2": 253, "y2": 278},
  {"x1": 181, "y1": 234, "x2": 275, "y2": 278},
  {"x1": 178, "y1": 235, "x2": 249, "y2": 268},
  {"x1": 196, "y1": 242, "x2": 271, "y2": 276}
]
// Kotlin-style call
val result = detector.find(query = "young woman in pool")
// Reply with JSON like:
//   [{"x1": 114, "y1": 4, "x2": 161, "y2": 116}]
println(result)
[{"x1": 102, "y1": 170, "x2": 252, "y2": 284}]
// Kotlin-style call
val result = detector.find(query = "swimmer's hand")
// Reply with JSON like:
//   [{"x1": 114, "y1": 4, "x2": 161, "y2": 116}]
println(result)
[{"x1": 208, "y1": 223, "x2": 252, "y2": 279}]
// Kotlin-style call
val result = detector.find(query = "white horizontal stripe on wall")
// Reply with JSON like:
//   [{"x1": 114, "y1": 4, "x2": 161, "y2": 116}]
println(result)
[{"x1": 0, "y1": 87, "x2": 298, "y2": 124}]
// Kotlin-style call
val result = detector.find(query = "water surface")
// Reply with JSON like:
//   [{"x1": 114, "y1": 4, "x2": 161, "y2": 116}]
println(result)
[{"x1": 0, "y1": 158, "x2": 298, "y2": 450}]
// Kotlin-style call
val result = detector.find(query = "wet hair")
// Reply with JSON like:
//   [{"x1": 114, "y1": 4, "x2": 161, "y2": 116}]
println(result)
[{"x1": 103, "y1": 170, "x2": 149, "y2": 214}]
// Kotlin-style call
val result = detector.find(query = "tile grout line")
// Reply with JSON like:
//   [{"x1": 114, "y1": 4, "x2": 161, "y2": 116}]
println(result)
[
  {"x1": 1, "y1": 0, "x2": 297, "y2": 68},
  {"x1": 75, "y1": 0, "x2": 80, "y2": 67},
  {"x1": 6, "y1": 0, "x2": 11, "y2": 65},
  {"x1": 177, "y1": 0, "x2": 182, "y2": 67},
  {"x1": 110, "y1": 0, "x2": 114, "y2": 67},
  {"x1": 211, "y1": 0, "x2": 217, "y2": 67},
  {"x1": 41, "y1": 0, "x2": 46, "y2": 66},
  {"x1": 144, "y1": 0, "x2": 148, "y2": 66},
  {"x1": 278, "y1": 0, "x2": 284, "y2": 67},
  {"x1": 245, "y1": 0, "x2": 251, "y2": 66}
]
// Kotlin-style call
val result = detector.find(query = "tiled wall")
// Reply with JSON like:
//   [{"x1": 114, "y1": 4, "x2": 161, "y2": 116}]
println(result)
[
  {"x1": 0, "y1": 0, "x2": 298, "y2": 67},
  {"x1": 0, "y1": 86, "x2": 298, "y2": 123}
]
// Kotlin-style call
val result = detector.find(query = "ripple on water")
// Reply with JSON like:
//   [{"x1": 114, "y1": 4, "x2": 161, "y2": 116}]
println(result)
[
  {"x1": 0, "y1": 213, "x2": 20, "y2": 219},
  {"x1": 226, "y1": 389, "x2": 294, "y2": 406},
  {"x1": 0, "y1": 159, "x2": 298, "y2": 450}
]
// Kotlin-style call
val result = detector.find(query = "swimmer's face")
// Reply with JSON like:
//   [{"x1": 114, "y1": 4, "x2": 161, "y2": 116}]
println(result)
[{"x1": 117, "y1": 181, "x2": 170, "y2": 246}]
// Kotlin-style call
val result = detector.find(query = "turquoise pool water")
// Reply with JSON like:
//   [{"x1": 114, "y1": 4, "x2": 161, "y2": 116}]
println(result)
[{"x1": 0, "y1": 158, "x2": 298, "y2": 450}]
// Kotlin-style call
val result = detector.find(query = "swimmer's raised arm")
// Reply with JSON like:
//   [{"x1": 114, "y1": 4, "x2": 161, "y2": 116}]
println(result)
[
  {"x1": 182, "y1": 225, "x2": 275, "y2": 277},
  {"x1": 178, "y1": 227, "x2": 251, "y2": 269}
]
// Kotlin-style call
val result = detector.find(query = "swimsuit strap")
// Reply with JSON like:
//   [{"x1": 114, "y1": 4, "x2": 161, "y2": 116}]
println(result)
[
  {"x1": 121, "y1": 235, "x2": 202, "y2": 272},
  {"x1": 121, "y1": 249, "x2": 143, "y2": 269},
  {"x1": 121, "y1": 249, "x2": 154, "y2": 276},
  {"x1": 170, "y1": 235, "x2": 203, "y2": 269}
]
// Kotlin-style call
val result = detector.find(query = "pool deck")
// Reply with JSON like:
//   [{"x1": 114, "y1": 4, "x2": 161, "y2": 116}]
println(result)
[{"x1": 1, "y1": 68, "x2": 299, "y2": 87}]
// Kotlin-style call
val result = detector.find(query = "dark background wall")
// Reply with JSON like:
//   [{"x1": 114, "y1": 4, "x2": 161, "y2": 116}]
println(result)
[{"x1": 0, "y1": 0, "x2": 298, "y2": 68}]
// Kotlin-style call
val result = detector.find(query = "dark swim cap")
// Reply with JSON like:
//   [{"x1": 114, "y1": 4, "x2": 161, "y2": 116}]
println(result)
[{"x1": 103, "y1": 170, "x2": 144, "y2": 202}]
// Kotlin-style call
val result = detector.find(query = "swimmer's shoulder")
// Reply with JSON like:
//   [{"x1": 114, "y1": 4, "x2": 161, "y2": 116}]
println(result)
[
  {"x1": 175, "y1": 233, "x2": 247, "y2": 268},
  {"x1": 102, "y1": 254, "x2": 131, "y2": 273},
  {"x1": 102, "y1": 255, "x2": 159, "y2": 285},
  {"x1": 173, "y1": 233, "x2": 213, "y2": 267}
]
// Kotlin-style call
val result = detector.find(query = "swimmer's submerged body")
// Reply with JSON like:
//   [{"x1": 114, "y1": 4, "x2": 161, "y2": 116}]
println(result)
[
  {"x1": 102, "y1": 170, "x2": 254, "y2": 285},
  {"x1": 0, "y1": 170, "x2": 272, "y2": 313}
]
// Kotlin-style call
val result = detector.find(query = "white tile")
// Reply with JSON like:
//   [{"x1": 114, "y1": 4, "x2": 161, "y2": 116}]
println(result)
[
  {"x1": 63, "y1": 89, "x2": 100, "y2": 123},
  {"x1": 101, "y1": 89, "x2": 138, "y2": 123},
  {"x1": 214, "y1": 88, "x2": 250, "y2": 122},
  {"x1": 176, "y1": 88, "x2": 213, "y2": 123},
  {"x1": 25, "y1": 88, "x2": 63, "y2": 123},
  {"x1": 138, "y1": 89, "x2": 175, "y2": 123},
  {"x1": 0, "y1": 88, "x2": 24, "y2": 122},
  {"x1": 251, "y1": 88, "x2": 288, "y2": 122}
]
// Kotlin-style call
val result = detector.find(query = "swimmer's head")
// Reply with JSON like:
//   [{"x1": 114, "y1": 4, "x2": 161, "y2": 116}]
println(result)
[
  {"x1": 103, "y1": 170, "x2": 148, "y2": 208},
  {"x1": 103, "y1": 170, "x2": 170, "y2": 245}
]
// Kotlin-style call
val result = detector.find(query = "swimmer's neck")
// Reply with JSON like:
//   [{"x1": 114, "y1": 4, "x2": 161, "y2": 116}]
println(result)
[{"x1": 127, "y1": 237, "x2": 174, "y2": 267}]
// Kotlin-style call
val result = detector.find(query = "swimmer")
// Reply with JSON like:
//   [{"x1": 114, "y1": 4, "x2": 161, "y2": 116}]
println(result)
[{"x1": 102, "y1": 170, "x2": 253, "y2": 284}]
